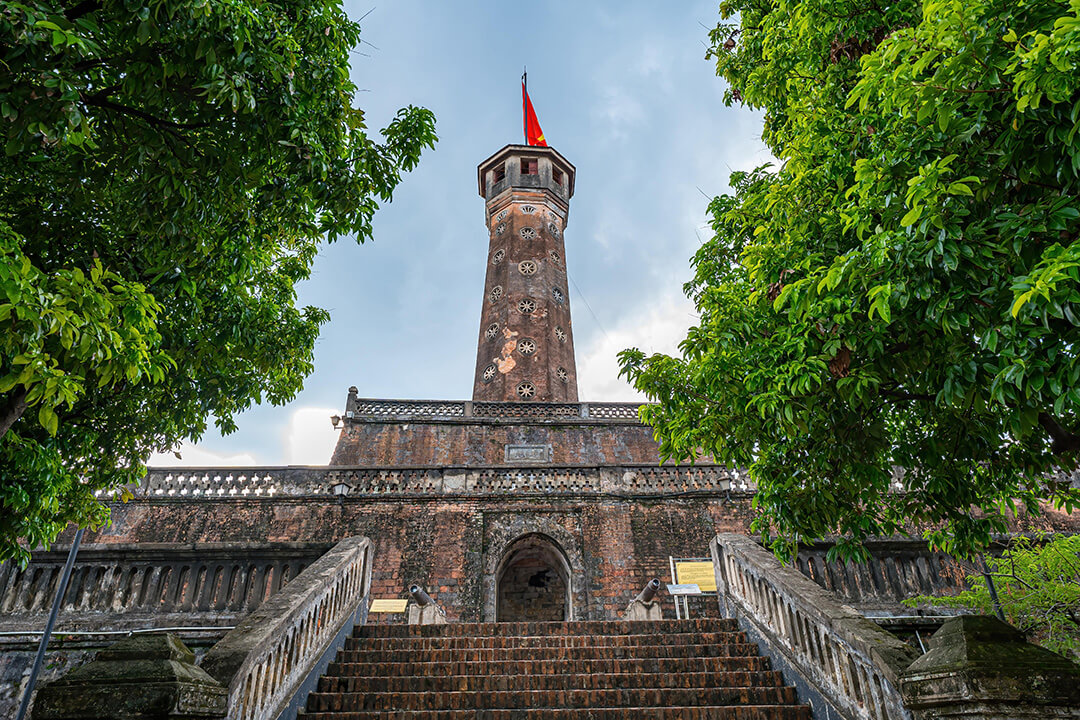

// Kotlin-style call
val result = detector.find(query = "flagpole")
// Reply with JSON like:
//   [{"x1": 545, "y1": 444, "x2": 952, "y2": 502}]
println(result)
[{"x1": 522, "y1": 67, "x2": 527, "y2": 144}]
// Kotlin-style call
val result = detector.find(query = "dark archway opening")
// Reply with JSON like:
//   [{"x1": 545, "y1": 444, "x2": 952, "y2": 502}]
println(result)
[{"x1": 495, "y1": 533, "x2": 571, "y2": 622}]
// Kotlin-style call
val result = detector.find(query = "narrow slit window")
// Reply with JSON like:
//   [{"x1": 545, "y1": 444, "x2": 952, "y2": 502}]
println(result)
[
  {"x1": 521, "y1": 157, "x2": 538, "y2": 175},
  {"x1": 493, "y1": 163, "x2": 506, "y2": 184},
  {"x1": 552, "y1": 167, "x2": 563, "y2": 185}
]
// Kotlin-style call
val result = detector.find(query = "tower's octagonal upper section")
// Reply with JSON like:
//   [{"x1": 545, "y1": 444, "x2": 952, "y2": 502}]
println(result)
[{"x1": 477, "y1": 144, "x2": 576, "y2": 210}]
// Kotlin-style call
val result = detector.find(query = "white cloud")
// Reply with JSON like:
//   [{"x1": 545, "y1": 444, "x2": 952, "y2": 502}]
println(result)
[
  {"x1": 590, "y1": 85, "x2": 646, "y2": 144},
  {"x1": 283, "y1": 406, "x2": 341, "y2": 465},
  {"x1": 147, "y1": 406, "x2": 340, "y2": 468},
  {"x1": 577, "y1": 293, "x2": 697, "y2": 400},
  {"x1": 149, "y1": 442, "x2": 258, "y2": 468}
]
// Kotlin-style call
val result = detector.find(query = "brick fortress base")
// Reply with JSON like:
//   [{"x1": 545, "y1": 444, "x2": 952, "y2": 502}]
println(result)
[
  {"x1": 74, "y1": 396, "x2": 761, "y2": 624},
  {"x1": 66, "y1": 395, "x2": 1080, "y2": 625}
]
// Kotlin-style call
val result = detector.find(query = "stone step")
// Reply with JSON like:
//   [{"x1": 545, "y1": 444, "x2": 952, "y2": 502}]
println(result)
[
  {"x1": 299, "y1": 706, "x2": 812, "y2": 720},
  {"x1": 354, "y1": 618, "x2": 738, "y2": 638},
  {"x1": 326, "y1": 655, "x2": 772, "y2": 678},
  {"x1": 305, "y1": 686, "x2": 800, "y2": 712},
  {"x1": 335, "y1": 642, "x2": 760, "y2": 664},
  {"x1": 349, "y1": 630, "x2": 747, "y2": 650},
  {"x1": 318, "y1": 669, "x2": 786, "y2": 694}
]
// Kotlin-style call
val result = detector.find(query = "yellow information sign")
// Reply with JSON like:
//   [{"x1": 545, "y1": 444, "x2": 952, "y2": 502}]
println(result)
[
  {"x1": 675, "y1": 561, "x2": 717, "y2": 593},
  {"x1": 369, "y1": 598, "x2": 409, "y2": 613}
]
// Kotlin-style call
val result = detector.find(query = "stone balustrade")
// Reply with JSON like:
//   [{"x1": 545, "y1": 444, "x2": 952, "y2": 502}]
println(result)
[
  {"x1": 711, "y1": 534, "x2": 919, "y2": 720},
  {"x1": 139, "y1": 464, "x2": 753, "y2": 499},
  {"x1": 794, "y1": 540, "x2": 966, "y2": 617},
  {"x1": 201, "y1": 536, "x2": 372, "y2": 720},
  {"x1": 0, "y1": 543, "x2": 329, "y2": 634}
]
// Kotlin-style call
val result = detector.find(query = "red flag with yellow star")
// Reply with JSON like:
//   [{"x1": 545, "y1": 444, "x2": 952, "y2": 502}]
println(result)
[{"x1": 522, "y1": 74, "x2": 547, "y2": 147}]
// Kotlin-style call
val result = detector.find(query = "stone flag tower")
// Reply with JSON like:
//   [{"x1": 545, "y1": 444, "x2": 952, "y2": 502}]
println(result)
[{"x1": 473, "y1": 145, "x2": 578, "y2": 402}]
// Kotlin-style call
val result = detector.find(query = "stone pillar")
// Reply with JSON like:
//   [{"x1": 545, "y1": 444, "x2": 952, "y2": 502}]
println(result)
[
  {"x1": 900, "y1": 615, "x2": 1080, "y2": 719},
  {"x1": 407, "y1": 602, "x2": 447, "y2": 625},
  {"x1": 623, "y1": 598, "x2": 663, "y2": 621},
  {"x1": 31, "y1": 634, "x2": 227, "y2": 719}
]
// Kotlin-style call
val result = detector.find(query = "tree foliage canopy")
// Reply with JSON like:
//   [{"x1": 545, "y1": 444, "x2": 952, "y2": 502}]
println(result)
[
  {"x1": 620, "y1": 0, "x2": 1080, "y2": 559},
  {"x1": 0, "y1": 0, "x2": 436, "y2": 562},
  {"x1": 907, "y1": 534, "x2": 1080, "y2": 659}
]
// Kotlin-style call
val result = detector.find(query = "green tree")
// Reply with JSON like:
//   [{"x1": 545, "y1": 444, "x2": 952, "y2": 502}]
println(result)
[
  {"x1": 0, "y1": 0, "x2": 436, "y2": 563},
  {"x1": 906, "y1": 534, "x2": 1080, "y2": 660},
  {"x1": 619, "y1": 0, "x2": 1080, "y2": 559}
]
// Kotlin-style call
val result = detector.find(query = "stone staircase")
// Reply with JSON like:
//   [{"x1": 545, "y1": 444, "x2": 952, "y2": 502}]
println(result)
[{"x1": 300, "y1": 618, "x2": 811, "y2": 719}]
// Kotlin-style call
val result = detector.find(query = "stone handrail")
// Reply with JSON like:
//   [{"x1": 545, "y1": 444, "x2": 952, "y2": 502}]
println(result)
[
  {"x1": 345, "y1": 396, "x2": 645, "y2": 422},
  {"x1": 711, "y1": 534, "x2": 919, "y2": 720},
  {"x1": 138, "y1": 464, "x2": 754, "y2": 499},
  {"x1": 201, "y1": 536, "x2": 372, "y2": 720}
]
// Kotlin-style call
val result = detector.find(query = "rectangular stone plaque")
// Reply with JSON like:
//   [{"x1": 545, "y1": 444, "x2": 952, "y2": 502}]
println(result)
[
  {"x1": 675, "y1": 561, "x2": 717, "y2": 592},
  {"x1": 667, "y1": 583, "x2": 702, "y2": 596},
  {"x1": 369, "y1": 598, "x2": 408, "y2": 613},
  {"x1": 504, "y1": 444, "x2": 552, "y2": 463}
]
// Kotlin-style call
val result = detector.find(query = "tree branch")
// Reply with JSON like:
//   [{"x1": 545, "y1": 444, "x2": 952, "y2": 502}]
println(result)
[
  {"x1": 81, "y1": 93, "x2": 213, "y2": 131},
  {"x1": 64, "y1": 0, "x2": 101, "y2": 21},
  {"x1": 0, "y1": 387, "x2": 28, "y2": 439},
  {"x1": 1038, "y1": 412, "x2": 1080, "y2": 455}
]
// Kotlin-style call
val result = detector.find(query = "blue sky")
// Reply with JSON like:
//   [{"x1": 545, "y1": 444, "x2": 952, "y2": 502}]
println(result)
[{"x1": 151, "y1": 1, "x2": 771, "y2": 467}]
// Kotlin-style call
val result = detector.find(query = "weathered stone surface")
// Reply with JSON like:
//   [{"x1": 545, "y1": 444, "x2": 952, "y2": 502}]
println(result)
[
  {"x1": 713, "y1": 534, "x2": 919, "y2": 720},
  {"x1": 624, "y1": 599, "x2": 662, "y2": 621},
  {"x1": 31, "y1": 634, "x2": 226, "y2": 719},
  {"x1": 900, "y1": 615, "x2": 1080, "y2": 719},
  {"x1": 329, "y1": 417, "x2": 667, "y2": 466},
  {"x1": 407, "y1": 602, "x2": 448, "y2": 625},
  {"x1": 200, "y1": 536, "x2": 370, "y2": 720}
]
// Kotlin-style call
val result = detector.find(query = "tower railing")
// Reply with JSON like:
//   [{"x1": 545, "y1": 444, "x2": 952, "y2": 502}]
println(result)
[{"x1": 344, "y1": 398, "x2": 645, "y2": 422}]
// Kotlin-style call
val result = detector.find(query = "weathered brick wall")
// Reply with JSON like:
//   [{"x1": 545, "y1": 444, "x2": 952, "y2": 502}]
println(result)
[
  {"x1": 329, "y1": 419, "x2": 667, "y2": 466},
  {"x1": 64, "y1": 494, "x2": 757, "y2": 623},
  {"x1": 50, "y1": 494, "x2": 1080, "y2": 624},
  {"x1": 497, "y1": 557, "x2": 567, "y2": 622}
]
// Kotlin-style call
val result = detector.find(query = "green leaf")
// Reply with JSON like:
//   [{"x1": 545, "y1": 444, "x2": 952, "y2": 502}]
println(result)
[
  {"x1": 901, "y1": 206, "x2": 922, "y2": 226},
  {"x1": 38, "y1": 405, "x2": 58, "y2": 436}
]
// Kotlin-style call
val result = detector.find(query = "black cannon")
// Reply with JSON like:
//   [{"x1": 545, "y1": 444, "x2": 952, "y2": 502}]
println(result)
[
  {"x1": 409, "y1": 584, "x2": 435, "y2": 607},
  {"x1": 635, "y1": 578, "x2": 661, "y2": 604}
]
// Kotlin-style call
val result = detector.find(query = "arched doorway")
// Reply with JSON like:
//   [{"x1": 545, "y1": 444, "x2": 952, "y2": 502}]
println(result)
[{"x1": 495, "y1": 533, "x2": 572, "y2": 622}]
